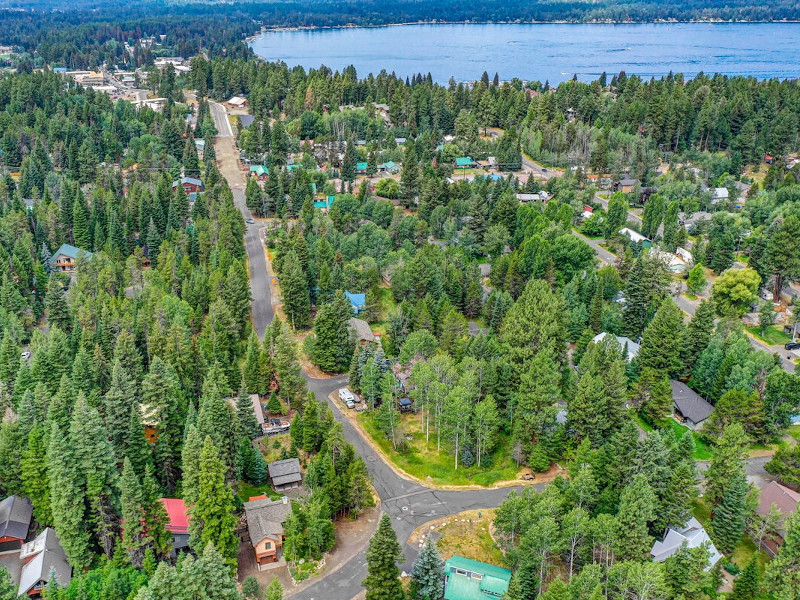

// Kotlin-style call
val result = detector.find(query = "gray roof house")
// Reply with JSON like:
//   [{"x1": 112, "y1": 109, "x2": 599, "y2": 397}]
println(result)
[
  {"x1": 349, "y1": 317, "x2": 378, "y2": 344},
  {"x1": 267, "y1": 458, "x2": 302, "y2": 491},
  {"x1": 0, "y1": 496, "x2": 32, "y2": 551},
  {"x1": 651, "y1": 517, "x2": 722, "y2": 570},
  {"x1": 671, "y1": 380, "x2": 714, "y2": 429},
  {"x1": 18, "y1": 528, "x2": 72, "y2": 596},
  {"x1": 243, "y1": 496, "x2": 292, "y2": 568}
]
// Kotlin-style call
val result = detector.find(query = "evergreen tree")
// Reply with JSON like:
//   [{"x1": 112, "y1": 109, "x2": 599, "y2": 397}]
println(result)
[
  {"x1": 637, "y1": 297, "x2": 685, "y2": 376},
  {"x1": 614, "y1": 474, "x2": 657, "y2": 561},
  {"x1": 680, "y1": 299, "x2": 715, "y2": 378},
  {"x1": 411, "y1": 536, "x2": 444, "y2": 600},
  {"x1": 265, "y1": 578, "x2": 283, "y2": 600},
  {"x1": 47, "y1": 423, "x2": 92, "y2": 569},
  {"x1": 120, "y1": 457, "x2": 148, "y2": 567},
  {"x1": 312, "y1": 291, "x2": 355, "y2": 372},
  {"x1": 126, "y1": 404, "x2": 153, "y2": 477},
  {"x1": 704, "y1": 423, "x2": 749, "y2": 507},
  {"x1": 280, "y1": 251, "x2": 310, "y2": 329},
  {"x1": 731, "y1": 556, "x2": 759, "y2": 600},
  {"x1": 21, "y1": 425, "x2": 51, "y2": 525},
  {"x1": 188, "y1": 436, "x2": 238, "y2": 568},
  {"x1": 242, "y1": 331, "x2": 264, "y2": 394},
  {"x1": 363, "y1": 514, "x2": 405, "y2": 600},
  {"x1": 236, "y1": 383, "x2": 261, "y2": 439},
  {"x1": 764, "y1": 512, "x2": 800, "y2": 600},
  {"x1": 712, "y1": 472, "x2": 748, "y2": 554},
  {"x1": 105, "y1": 359, "x2": 137, "y2": 458}
]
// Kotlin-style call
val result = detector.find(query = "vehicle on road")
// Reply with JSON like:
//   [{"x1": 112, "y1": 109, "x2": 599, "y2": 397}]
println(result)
[
  {"x1": 345, "y1": 398, "x2": 355, "y2": 409},
  {"x1": 21, "y1": 351, "x2": 31, "y2": 360},
  {"x1": 245, "y1": 218, "x2": 255, "y2": 224},
  {"x1": 338, "y1": 388, "x2": 355, "y2": 403},
  {"x1": 785, "y1": 341, "x2": 800, "y2": 350}
]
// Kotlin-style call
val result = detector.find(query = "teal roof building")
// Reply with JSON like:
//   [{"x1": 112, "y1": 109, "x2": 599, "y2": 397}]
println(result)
[{"x1": 443, "y1": 556, "x2": 512, "y2": 600}]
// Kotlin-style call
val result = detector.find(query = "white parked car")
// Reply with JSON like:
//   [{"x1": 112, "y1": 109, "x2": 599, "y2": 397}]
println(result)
[
  {"x1": 21, "y1": 351, "x2": 31, "y2": 361},
  {"x1": 338, "y1": 388, "x2": 355, "y2": 403},
  {"x1": 345, "y1": 398, "x2": 355, "y2": 409}
]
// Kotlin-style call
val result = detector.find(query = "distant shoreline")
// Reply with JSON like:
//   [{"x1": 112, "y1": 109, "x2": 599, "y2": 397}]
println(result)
[{"x1": 254, "y1": 19, "x2": 800, "y2": 35}]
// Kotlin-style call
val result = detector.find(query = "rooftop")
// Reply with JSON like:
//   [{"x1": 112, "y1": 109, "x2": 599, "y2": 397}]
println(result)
[
  {"x1": 267, "y1": 458, "x2": 302, "y2": 487},
  {"x1": 0, "y1": 495, "x2": 32, "y2": 540},
  {"x1": 651, "y1": 517, "x2": 722, "y2": 570},
  {"x1": 49, "y1": 244, "x2": 93, "y2": 264},
  {"x1": 444, "y1": 556, "x2": 512, "y2": 600},
  {"x1": 671, "y1": 380, "x2": 714, "y2": 424},
  {"x1": 160, "y1": 498, "x2": 189, "y2": 534},
  {"x1": 244, "y1": 497, "x2": 292, "y2": 545}
]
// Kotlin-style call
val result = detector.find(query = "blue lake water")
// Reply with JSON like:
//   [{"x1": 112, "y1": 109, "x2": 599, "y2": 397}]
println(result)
[{"x1": 249, "y1": 22, "x2": 800, "y2": 84}]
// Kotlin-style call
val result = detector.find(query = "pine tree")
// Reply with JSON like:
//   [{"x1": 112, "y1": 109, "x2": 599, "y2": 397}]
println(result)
[
  {"x1": 188, "y1": 436, "x2": 238, "y2": 567},
  {"x1": 363, "y1": 514, "x2": 405, "y2": 600},
  {"x1": 105, "y1": 359, "x2": 137, "y2": 457},
  {"x1": 680, "y1": 299, "x2": 715, "y2": 378},
  {"x1": 280, "y1": 251, "x2": 310, "y2": 329},
  {"x1": 615, "y1": 474, "x2": 657, "y2": 561},
  {"x1": 120, "y1": 457, "x2": 148, "y2": 567},
  {"x1": 637, "y1": 297, "x2": 685, "y2": 376},
  {"x1": 312, "y1": 291, "x2": 355, "y2": 373},
  {"x1": 21, "y1": 425, "x2": 51, "y2": 525},
  {"x1": 47, "y1": 422, "x2": 92, "y2": 568},
  {"x1": 45, "y1": 275, "x2": 71, "y2": 332},
  {"x1": 764, "y1": 512, "x2": 800, "y2": 600},
  {"x1": 143, "y1": 357, "x2": 183, "y2": 492},
  {"x1": 712, "y1": 472, "x2": 748, "y2": 554},
  {"x1": 411, "y1": 536, "x2": 444, "y2": 600},
  {"x1": 72, "y1": 189, "x2": 90, "y2": 249},
  {"x1": 236, "y1": 382, "x2": 261, "y2": 440},
  {"x1": 242, "y1": 331, "x2": 263, "y2": 394},
  {"x1": 70, "y1": 394, "x2": 120, "y2": 559},
  {"x1": 731, "y1": 556, "x2": 759, "y2": 600},
  {"x1": 265, "y1": 578, "x2": 283, "y2": 600},
  {"x1": 126, "y1": 403, "x2": 153, "y2": 477},
  {"x1": 224, "y1": 260, "x2": 251, "y2": 338},
  {"x1": 704, "y1": 423, "x2": 749, "y2": 507}
]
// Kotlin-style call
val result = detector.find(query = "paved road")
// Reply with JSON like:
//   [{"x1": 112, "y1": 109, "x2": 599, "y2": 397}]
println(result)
[
  {"x1": 301, "y1": 375, "x2": 532, "y2": 600},
  {"x1": 209, "y1": 101, "x2": 273, "y2": 338},
  {"x1": 209, "y1": 100, "x2": 529, "y2": 600}
]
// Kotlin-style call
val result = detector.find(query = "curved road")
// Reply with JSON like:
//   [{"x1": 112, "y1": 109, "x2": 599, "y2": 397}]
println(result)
[{"x1": 210, "y1": 101, "x2": 532, "y2": 600}]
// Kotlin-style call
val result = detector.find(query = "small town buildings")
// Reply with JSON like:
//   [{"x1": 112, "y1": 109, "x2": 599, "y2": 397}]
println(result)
[
  {"x1": 394, "y1": 137, "x2": 407, "y2": 145},
  {"x1": 49, "y1": 244, "x2": 93, "y2": 274},
  {"x1": 651, "y1": 247, "x2": 689, "y2": 273},
  {"x1": 160, "y1": 498, "x2": 190, "y2": 555},
  {"x1": 349, "y1": 317, "x2": 378, "y2": 344},
  {"x1": 398, "y1": 397, "x2": 413, "y2": 412},
  {"x1": 172, "y1": 177, "x2": 204, "y2": 194},
  {"x1": 443, "y1": 555, "x2": 512, "y2": 600},
  {"x1": 344, "y1": 292, "x2": 366, "y2": 314},
  {"x1": 671, "y1": 380, "x2": 713, "y2": 429},
  {"x1": 619, "y1": 227, "x2": 651, "y2": 248},
  {"x1": 154, "y1": 57, "x2": 185, "y2": 69},
  {"x1": 378, "y1": 161, "x2": 400, "y2": 174},
  {"x1": 581, "y1": 205, "x2": 594, "y2": 220},
  {"x1": 675, "y1": 247, "x2": 694, "y2": 264},
  {"x1": 756, "y1": 481, "x2": 799, "y2": 554},
  {"x1": 0, "y1": 496, "x2": 32, "y2": 552},
  {"x1": 18, "y1": 528, "x2": 71, "y2": 597},
  {"x1": 249, "y1": 165, "x2": 269, "y2": 180},
  {"x1": 455, "y1": 157, "x2": 474, "y2": 168},
  {"x1": 592, "y1": 332, "x2": 640, "y2": 362},
  {"x1": 356, "y1": 162, "x2": 368, "y2": 175},
  {"x1": 243, "y1": 496, "x2": 292, "y2": 568},
  {"x1": 651, "y1": 517, "x2": 722, "y2": 570},
  {"x1": 228, "y1": 96, "x2": 247, "y2": 109},
  {"x1": 267, "y1": 458, "x2": 302, "y2": 492}
]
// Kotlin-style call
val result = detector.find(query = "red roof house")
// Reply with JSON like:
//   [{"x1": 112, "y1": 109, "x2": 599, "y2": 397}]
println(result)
[{"x1": 160, "y1": 498, "x2": 190, "y2": 554}]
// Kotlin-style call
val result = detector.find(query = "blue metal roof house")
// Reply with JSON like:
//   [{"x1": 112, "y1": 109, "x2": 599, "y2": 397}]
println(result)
[{"x1": 344, "y1": 292, "x2": 366, "y2": 314}]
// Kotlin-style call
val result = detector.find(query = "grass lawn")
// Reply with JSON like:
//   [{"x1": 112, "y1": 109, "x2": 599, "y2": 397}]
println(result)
[
  {"x1": 236, "y1": 481, "x2": 283, "y2": 504},
  {"x1": 684, "y1": 292, "x2": 698, "y2": 300},
  {"x1": 692, "y1": 498, "x2": 771, "y2": 570},
  {"x1": 656, "y1": 418, "x2": 714, "y2": 460},
  {"x1": 258, "y1": 433, "x2": 292, "y2": 463},
  {"x1": 787, "y1": 424, "x2": 800, "y2": 443},
  {"x1": 745, "y1": 325, "x2": 792, "y2": 347},
  {"x1": 433, "y1": 509, "x2": 507, "y2": 567},
  {"x1": 359, "y1": 412, "x2": 520, "y2": 487}
]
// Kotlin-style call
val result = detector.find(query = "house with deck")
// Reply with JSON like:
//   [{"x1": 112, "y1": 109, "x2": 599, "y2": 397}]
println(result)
[
  {"x1": 244, "y1": 496, "x2": 292, "y2": 568},
  {"x1": 49, "y1": 244, "x2": 93, "y2": 274},
  {"x1": 249, "y1": 165, "x2": 268, "y2": 180},
  {"x1": 172, "y1": 177, "x2": 204, "y2": 194},
  {"x1": 349, "y1": 317, "x2": 378, "y2": 344},
  {"x1": 443, "y1": 555, "x2": 512, "y2": 600}
]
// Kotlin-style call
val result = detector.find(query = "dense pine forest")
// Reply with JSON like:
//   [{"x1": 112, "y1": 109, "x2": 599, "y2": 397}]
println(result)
[{"x1": 0, "y1": 4, "x2": 799, "y2": 600}]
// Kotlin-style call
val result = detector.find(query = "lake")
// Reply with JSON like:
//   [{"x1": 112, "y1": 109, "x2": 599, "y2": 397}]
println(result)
[{"x1": 249, "y1": 22, "x2": 800, "y2": 84}]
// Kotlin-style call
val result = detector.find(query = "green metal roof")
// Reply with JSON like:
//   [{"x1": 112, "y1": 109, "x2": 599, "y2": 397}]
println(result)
[
  {"x1": 455, "y1": 157, "x2": 473, "y2": 167},
  {"x1": 249, "y1": 165, "x2": 268, "y2": 176},
  {"x1": 356, "y1": 162, "x2": 368, "y2": 171},
  {"x1": 445, "y1": 557, "x2": 511, "y2": 582},
  {"x1": 443, "y1": 557, "x2": 511, "y2": 600}
]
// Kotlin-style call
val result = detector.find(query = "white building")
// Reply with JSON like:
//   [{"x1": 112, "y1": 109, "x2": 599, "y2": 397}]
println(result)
[{"x1": 651, "y1": 517, "x2": 722, "y2": 570}]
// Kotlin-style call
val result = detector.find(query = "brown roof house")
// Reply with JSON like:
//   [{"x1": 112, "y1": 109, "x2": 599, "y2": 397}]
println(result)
[
  {"x1": 349, "y1": 317, "x2": 378, "y2": 344},
  {"x1": 0, "y1": 496, "x2": 32, "y2": 552},
  {"x1": 267, "y1": 458, "x2": 302, "y2": 492},
  {"x1": 757, "y1": 481, "x2": 800, "y2": 554},
  {"x1": 244, "y1": 496, "x2": 292, "y2": 569}
]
